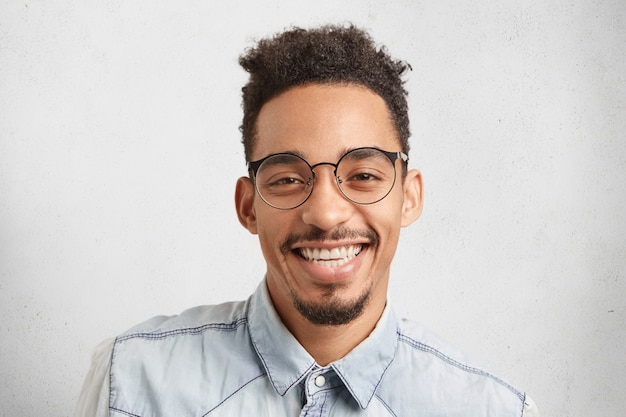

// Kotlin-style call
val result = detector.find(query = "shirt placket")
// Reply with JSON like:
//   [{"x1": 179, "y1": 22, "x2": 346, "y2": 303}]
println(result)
[{"x1": 299, "y1": 367, "x2": 341, "y2": 417}]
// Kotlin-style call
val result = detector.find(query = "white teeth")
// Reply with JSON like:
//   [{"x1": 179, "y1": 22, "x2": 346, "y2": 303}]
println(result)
[{"x1": 298, "y1": 245, "x2": 363, "y2": 267}]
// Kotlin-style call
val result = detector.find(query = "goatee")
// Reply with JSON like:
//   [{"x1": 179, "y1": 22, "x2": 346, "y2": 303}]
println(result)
[{"x1": 291, "y1": 284, "x2": 371, "y2": 326}]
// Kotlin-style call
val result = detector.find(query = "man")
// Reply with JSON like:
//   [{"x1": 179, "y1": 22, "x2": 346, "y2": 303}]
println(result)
[{"x1": 75, "y1": 25, "x2": 539, "y2": 416}]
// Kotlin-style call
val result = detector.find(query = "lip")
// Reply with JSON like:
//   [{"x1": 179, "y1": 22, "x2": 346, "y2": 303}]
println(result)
[
  {"x1": 298, "y1": 245, "x2": 363, "y2": 266},
  {"x1": 291, "y1": 242, "x2": 368, "y2": 283},
  {"x1": 291, "y1": 239, "x2": 371, "y2": 250}
]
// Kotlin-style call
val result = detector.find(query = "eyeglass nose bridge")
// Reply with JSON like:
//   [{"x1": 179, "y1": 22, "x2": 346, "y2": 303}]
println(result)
[
  {"x1": 303, "y1": 161, "x2": 356, "y2": 208},
  {"x1": 307, "y1": 161, "x2": 342, "y2": 188}
]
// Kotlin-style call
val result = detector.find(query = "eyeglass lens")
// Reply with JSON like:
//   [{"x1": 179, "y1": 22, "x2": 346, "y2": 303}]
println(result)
[{"x1": 253, "y1": 148, "x2": 398, "y2": 209}]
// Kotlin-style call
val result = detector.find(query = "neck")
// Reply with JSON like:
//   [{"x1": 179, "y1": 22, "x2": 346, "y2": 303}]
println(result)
[{"x1": 271, "y1": 289, "x2": 387, "y2": 366}]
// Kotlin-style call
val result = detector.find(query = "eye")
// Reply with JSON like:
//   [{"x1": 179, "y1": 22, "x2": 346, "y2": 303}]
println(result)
[
  {"x1": 343, "y1": 167, "x2": 386, "y2": 183},
  {"x1": 269, "y1": 176, "x2": 306, "y2": 186},
  {"x1": 349, "y1": 172, "x2": 381, "y2": 182},
  {"x1": 340, "y1": 165, "x2": 391, "y2": 194}
]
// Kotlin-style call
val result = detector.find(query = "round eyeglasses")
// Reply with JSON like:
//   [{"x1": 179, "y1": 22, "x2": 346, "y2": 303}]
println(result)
[{"x1": 248, "y1": 147, "x2": 408, "y2": 210}]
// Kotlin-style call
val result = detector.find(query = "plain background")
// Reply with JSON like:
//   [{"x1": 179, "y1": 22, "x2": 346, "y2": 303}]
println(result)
[{"x1": 1, "y1": 1, "x2": 625, "y2": 416}]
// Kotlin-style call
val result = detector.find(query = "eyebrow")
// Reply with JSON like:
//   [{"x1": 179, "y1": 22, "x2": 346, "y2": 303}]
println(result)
[
  {"x1": 260, "y1": 146, "x2": 387, "y2": 164},
  {"x1": 271, "y1": 149, "x2": 307, "y2": 159},
  {"x1": 268, "y1": 146, "x2": 353, "y2": 160},
  {"x1": 342, "y1": 147, "x2": 387, "y2": 160},
  {"x1": 260, "y1": 153, "x2": 304, "y2": 167}
]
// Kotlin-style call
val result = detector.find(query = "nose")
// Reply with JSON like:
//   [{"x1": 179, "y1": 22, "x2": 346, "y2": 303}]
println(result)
[{"x1": 300, "y1": 165, "x2": 354, "y2": 230}]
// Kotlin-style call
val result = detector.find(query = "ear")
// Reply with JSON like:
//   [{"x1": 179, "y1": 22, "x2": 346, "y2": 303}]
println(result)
[
  {"x1": 400, "y1": 169, "x2": 423, "y2": 227},
  {"x1": 235, "y1": 176, "x2": 258, "y2": 234}
]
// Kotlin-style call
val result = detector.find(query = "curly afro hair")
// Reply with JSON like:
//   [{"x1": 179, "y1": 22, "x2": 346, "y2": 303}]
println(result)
[{"x1": 239, "y1": 24, "x2": 412, "y2": 162}]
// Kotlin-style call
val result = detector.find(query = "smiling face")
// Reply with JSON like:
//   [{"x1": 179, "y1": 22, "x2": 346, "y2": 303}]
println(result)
[{"x1": 236, "y1": 84, "x2": 422, "y2": 328}]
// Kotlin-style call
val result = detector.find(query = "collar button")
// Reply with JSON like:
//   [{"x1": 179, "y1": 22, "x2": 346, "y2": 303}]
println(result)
[{"x1": 314, "y1": 375, "x2": 326, "y2": 387}]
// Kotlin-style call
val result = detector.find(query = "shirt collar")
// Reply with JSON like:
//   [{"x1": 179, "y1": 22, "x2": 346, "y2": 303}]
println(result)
[{"x1": 247, "y1": 280, "x2": 398, "y2": 409}]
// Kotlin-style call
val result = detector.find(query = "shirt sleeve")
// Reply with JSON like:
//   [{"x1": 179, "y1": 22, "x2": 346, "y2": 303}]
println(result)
[
  {"x1": 74, "y1": 338, "x2": 115, "y2": 417},
  {"x1": 522, "y1": 395, "x2": 540, "y2": 417}
]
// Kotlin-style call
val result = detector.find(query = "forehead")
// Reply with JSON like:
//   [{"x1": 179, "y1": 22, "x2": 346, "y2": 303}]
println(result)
[{"x1": 253, "y1": 84, "x2": 399, "y2": 162}]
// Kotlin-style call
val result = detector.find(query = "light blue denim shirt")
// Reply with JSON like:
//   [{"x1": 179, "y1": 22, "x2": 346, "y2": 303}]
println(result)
[{"x1": 75, "y1": 281, "x2": 537, "y2": 416}]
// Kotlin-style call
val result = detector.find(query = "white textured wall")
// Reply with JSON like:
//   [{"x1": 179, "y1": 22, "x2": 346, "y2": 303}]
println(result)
[{"x1": 1, "y1": 1, "x2": 625, "y2": 416}]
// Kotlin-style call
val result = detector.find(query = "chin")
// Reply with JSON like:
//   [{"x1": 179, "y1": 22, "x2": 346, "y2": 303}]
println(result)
[{"x1": 290, "y1": 282, "x2": 372, "y2": 326}]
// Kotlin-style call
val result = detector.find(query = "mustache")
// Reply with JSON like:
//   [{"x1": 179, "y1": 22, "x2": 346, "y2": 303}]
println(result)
[{"x1": 280, "y1": 226, "x2": 379, "y2": 255}]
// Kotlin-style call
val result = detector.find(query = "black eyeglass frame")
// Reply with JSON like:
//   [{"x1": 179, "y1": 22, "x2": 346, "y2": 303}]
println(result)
[{"x1": 247, "y1": 147, "x2": 409, "y2": 210}]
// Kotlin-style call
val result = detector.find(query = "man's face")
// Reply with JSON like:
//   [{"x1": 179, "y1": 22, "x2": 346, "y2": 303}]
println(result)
[{"x1": 236, "y1": 84, "x2": 422, "y2": 326}]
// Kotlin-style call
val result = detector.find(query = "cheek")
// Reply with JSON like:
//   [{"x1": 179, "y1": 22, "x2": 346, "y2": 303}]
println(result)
[
  {"x1": 364, "y1": 197, "x2": 404, "y2": 253},
  {"x1": 369, "y1": 194, "x2": 405, "y2": 230},
  {"x1": 254, "y1": 207, "x2": 293, "y2": 257},
  {"x1": 253, "y1": 209, "x2": 277, "y2": 255}
]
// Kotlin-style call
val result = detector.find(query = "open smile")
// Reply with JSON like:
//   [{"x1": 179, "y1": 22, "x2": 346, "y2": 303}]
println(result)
[{"x1": 296, "y1": 244, "x2": 364, "y2": 268}]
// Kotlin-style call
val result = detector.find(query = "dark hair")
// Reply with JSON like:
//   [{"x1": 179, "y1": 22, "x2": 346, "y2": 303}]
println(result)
[{"x1": 239, "y1": 24, "x2": 411, "y2": 162}]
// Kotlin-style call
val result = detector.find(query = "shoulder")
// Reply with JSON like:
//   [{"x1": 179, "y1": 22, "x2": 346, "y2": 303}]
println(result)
[
  {"x1": 375, "y1": 317, "x2": 526, "y2": 416},
  {"x1": 110, "y1": 299, "x2": 256, "y2": 373},
  {"x1": 395, "y1": 318, "x2": 489, "y2": 372},
  {"x1": 75, "y1": 300, "x2": 254, "y2": 417},
  {"x1": 117, "y1": 299, "x2": 250, "y2": 340},
  {"x1": 393, "y1": 318, "x2": 522, "y2": 396},
  {"x1": 108, "y1": 298, "x2": 265, "y2": 416}
]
